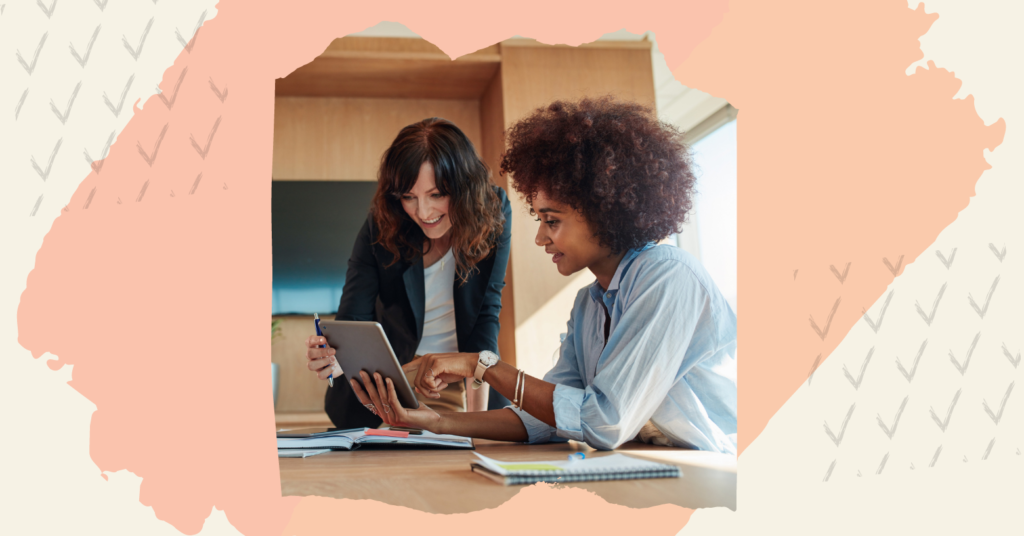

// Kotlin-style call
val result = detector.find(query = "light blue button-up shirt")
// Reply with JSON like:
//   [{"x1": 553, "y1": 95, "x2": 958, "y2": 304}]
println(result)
[{"x1": 510, "y1": 243, "x2": 738, "y2": 453}]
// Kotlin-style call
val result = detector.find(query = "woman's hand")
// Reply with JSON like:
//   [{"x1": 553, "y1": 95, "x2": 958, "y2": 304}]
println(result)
[
  {"x1": 404, "y1": 352, "x2": 479, "y2": 399},
  {"x1": 349, "y1": 371, "x2": 441, "y2": 431},
  {"x1": 305, "y1": 335, "x2": 342, "y2": 381}
]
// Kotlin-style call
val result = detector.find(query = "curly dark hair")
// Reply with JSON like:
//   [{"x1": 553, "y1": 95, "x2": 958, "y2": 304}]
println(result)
[
  {"x1": 500, "y1": 96, "x2": 696, "y2": 253},
  {"x1": 373, "y1": 117, "x2": 504, "y2": 282}
]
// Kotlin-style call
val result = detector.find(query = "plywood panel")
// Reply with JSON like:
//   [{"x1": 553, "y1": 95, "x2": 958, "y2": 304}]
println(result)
[
  {"x1": 272, "y1": 315, "x2": 328, "y2": 413},
  {"x1": 276, "y1": 37, "x2": 501, "y2": 99},
  {"x1": 478, "y1": 71, "x2": 516, "y2": 367},
  {"x1": 273, "y1": 97, "x2": 483, "y2": 181},
  {"x1": 499, "y1": 44, "x2": 656, "y2": 378}
]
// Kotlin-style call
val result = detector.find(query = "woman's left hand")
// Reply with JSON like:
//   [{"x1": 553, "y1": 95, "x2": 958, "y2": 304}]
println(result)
[
  {"x1": 405, "y1": 352, "x2": 478, "y2": 399},
  {"x1": 348, "y1": 371, "x2": 442, "y2": 430}
]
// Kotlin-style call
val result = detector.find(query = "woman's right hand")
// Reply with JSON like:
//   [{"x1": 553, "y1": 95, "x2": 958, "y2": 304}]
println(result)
[{"x1": 305, "y1": 335, "x2": 342, "y2": 381}]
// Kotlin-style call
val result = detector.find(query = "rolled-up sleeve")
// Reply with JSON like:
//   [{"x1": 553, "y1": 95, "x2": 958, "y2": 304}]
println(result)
[
  {"x1": 507, "y1": 289, "x2": 587, "y2": 444},
  {"x1": 561, "y1": 260, "x2": 714, "y2": 451}
]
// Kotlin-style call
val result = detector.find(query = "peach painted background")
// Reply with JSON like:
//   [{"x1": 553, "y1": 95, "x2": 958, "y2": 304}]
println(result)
[{"x1": 5, "y1": 0, "x2": 1016, "y2": 534}]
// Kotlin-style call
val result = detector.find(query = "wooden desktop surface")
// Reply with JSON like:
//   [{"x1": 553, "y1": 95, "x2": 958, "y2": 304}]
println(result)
[{"x1": 279, "y1": 438, "x2": 736, "y2": 514}]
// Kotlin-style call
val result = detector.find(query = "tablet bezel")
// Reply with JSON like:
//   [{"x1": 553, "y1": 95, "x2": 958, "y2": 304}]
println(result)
[{"x1": 318, "y1": 320, "x2": 419, "y2": 409}]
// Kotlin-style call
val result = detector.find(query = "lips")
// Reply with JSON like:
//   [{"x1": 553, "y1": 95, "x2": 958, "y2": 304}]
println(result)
[
  {"x1": 551, "y1": 253, "x2": 564, "y2": 263},
  {"x1": 421, "y1": 214, "x2": 444, "y2": 227}
]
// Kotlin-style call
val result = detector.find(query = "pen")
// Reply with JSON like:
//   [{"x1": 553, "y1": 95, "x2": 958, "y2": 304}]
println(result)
[{"x1": 314, "y1": 313, "x2": 333, "y2": 387}]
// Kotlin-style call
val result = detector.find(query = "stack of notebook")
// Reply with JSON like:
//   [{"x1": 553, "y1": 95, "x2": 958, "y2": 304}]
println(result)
[
  {"x1": 470, "y1": 452, "x2": 681, "y2": 485},
  {"x1": 277, "y1": 427, "x2": 474, "y2": 456}
]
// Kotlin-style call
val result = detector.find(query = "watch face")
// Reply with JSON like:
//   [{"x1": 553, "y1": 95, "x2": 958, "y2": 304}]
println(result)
[{"x1": 480, "y1": 351, "x2": 499, "y2": 367}]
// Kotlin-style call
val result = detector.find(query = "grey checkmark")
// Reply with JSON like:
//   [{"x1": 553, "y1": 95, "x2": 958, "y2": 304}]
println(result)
[
  {"x1": 982, "y1": 438, "x2": 996, "y2": 461},
  {"x1": 188, "y1": 172, "x2": 202, "y2": 195},
  {"x1": 93, "y1": 0, "x2": 107, "y2": 10},
  {"x1": 31, "y1": 138, "x2": 62, "y2": 182},
  {"x1": 156, "y1": 67, "x2": 188, "y2": 109},
  {"x1": 190, "y1": 116, "x2": 221, "y2": 160},
  {"x1": 822, "y1": 459, "x2": 836, "y2": 482},
  {"x1": 103, "y1": 74, "x2": 134, "y2": 118},
  {"x1": 83, "y1": 187, "x2": 96, "y2": 209},
  {"x1": 83, "y1": 131, "x2": 116, "y2": 175},
  {"x1": 30, "y1": 195, "x2": 43, "y2": 216},
  {"x1": 936, "y1": 247, "x2": 957, "y2": 269},
  {"x1": 806, "y1": 353, "x2": 822, "y2": 386},
  {"x1": 175, "y1": 10, "x2": 207, "y2": 53},
  {"x1": 949, "y1": 332, "x2": 981, "y2": 376},
  {"x1": 896, "y1": 339, "x2": 927, "y2": 383},
  {"x1": 876, "y1": 395, "x2": 908, "y2": 439},
  {"x1": 843, "y1": 347, "x2": 874, "y2": 390},
  {"x1": 968, "y1": 275, "x2": 999, "y2": 319},
  {"x1": 830, "y1": 261, "x2": 851, "y2": 284},
  {"x1": 875, "y1": 452, "x2": 889, "y2": 475},
  {"x1": 15, "y1": 88, "x2": 28, "y2": 120},
  {"x1": 809, "y1": 297, "x2": 841, "y2": 341},
  {"x1": 49, "y1": 81, "x2": 81, "y2": 125},
  {"x1": 824, "y1": 403, "x2": 855, "y2": 447},
  {"x1": 209, "y1": 77, "x2": 228, "y2": 103},
  {"x1": 122, "y1": 17, "x2": 154, "y2": 61},
  {"x1": 223, "y1": 182, "x2": 228, "y2": 190},
  {"x1": 883, "y1": 254, "x2": 905, "y2": 276},
  {"x1": 136, "y1": 123, "x2": 168, "y2": 167},
  {"x1": 930, "y1": 389, "x2": 961, "y2": 432},
  {"x1": 910, "y1": 462, "x2": 915, "y2": 470},
  {"x1": 862, "y1": 290, "x2": 893, "y2": 333},
  {"x1": 36, "y1": 0, "x2": 56, "y2": 18},
  {"x1": 982, "y1": 381, "x2": 1014, "y2": 425},
  {"x1": 1003, "y1": 343, "x2": 1021, "y2": 369},
  {"x1": 793, "y1": 269, "x2": 798, "y2": 280},
  {"x1": 915, "y1": 282, "x2": 946, "y2": 326},
  {"x1": 16, "y1": 32, "x2": 47, "y2": 75},
  {"x1": 69, "y1": 25, "x2": 101, "y2": 67},
  {"x1": 929, "y1": 445, "x2": 942, "y2": 467},
  {"x1": 136, "y1": 180, "x2": 149, "y2": 202},
  {"x1": 988, "y1": 243, "x2": 1006, "y2": 263},
  {"x1": 170, "y1": 190, "x2": 175, "y2": 198}
]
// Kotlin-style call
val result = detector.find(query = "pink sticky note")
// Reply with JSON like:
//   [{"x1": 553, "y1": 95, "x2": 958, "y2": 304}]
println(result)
[{"x1": 364, "y1": 429, "x2": 409, "y2": 438}]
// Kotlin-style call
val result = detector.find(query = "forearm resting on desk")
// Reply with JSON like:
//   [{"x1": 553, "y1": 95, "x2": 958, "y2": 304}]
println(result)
[{"x1": 435, "y1": 408, "x2": 529, "y2": 442}]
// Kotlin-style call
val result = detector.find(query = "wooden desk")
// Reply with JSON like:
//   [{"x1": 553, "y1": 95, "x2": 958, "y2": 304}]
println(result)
[{"x1": 279, "y1": 439, "x2": 736, "y2": 513}]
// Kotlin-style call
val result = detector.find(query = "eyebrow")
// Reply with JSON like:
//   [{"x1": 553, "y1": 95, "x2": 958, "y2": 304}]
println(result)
[{"x1": 536, "y1": 207, "x2": 563, "y2": 214}]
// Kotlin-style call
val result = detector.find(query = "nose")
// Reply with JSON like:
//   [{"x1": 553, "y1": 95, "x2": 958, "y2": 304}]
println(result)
[
  {"x1": 418, "y1": 197, "x2": 433, "y2": 220},
  {"x1": 535, "y1": 222, "x2": 550, "y2": 247}
]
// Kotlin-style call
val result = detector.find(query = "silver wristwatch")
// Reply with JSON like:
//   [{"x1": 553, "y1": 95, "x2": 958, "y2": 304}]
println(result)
[{"x1": 472, "y1": 350, "x2": 500, "y2": 389}]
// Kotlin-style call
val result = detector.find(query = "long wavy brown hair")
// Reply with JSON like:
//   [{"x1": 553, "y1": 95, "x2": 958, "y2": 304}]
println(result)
[{"x1": 372, "y1": 118, "x2": 504, "y2": 283}]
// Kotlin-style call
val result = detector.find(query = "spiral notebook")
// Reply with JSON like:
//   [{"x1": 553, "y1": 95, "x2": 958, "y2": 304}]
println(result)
[{"x1": 470, "y1": 453, "x2": 681, "y2": 486}]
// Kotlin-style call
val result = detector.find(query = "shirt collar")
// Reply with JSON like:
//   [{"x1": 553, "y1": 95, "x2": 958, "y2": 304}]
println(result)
[{"x1": 588, "y1": 243, "x2": 656, "y2": 302}]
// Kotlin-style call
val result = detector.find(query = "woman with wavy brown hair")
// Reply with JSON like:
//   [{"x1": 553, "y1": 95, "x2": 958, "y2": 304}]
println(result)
[
  {"x1": 352, "y1": 97, "x2": 737, "y2": 454},
  {"x1": 304, "y1": 117, "x2": 511, "y2": 430}
]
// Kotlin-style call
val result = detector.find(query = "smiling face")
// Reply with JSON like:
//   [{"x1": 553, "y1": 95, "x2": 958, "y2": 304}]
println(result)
[
  {"x1": 532, "y1": 189, "x2": 613, "y2": 278},
  {"x1": 400, "y1": 161, "x2": 452, "y2": 240}
]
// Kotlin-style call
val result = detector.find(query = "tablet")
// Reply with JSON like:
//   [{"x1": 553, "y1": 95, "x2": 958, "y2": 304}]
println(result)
[{"x1": 318, "y1": 320, "x2": 419, "y2": 409}]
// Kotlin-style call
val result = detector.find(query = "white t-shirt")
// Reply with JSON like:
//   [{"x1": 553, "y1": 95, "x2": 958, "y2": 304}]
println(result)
[{"x1": 415, "y1": 247, "x2": 459, "y2": 355}]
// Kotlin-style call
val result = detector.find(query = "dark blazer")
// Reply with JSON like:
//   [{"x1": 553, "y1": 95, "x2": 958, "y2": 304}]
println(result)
[{"x1": 325, "y1": 186, "x2": 512, "y2": 429}]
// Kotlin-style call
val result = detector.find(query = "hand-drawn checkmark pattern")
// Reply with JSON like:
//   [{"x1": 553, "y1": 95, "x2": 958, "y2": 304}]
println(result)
[
  {"x1": 815, "y1": 237, "x2": 1022, "y2": 481},
  {"x1": 843, "y1": 347, "x2": 874, "y2": 390},
  {"x1": 967, "y1": 275, "x2": 999, "y2": 319},
  {"x1": 981, "y1": 382, "x2": 1013, "y2": 425},
  {"x1": 176, "y1": 10, "x2": 207, "y2": 53},
  {"x1": 915, "y1": 282, "x2": 946, "y2": 326},
  {"x1": 810, "y1": 297, "x2": 841, "y2": 341},
  {"x1": 69, "y1": 25, "x2": 101, "y2": 67},
  {"x1": 895, "y1": 339, "x2": 927, "y2": 383},
  {"x1": 948, "y1": 332, "x2": 981, "y2": 376}
]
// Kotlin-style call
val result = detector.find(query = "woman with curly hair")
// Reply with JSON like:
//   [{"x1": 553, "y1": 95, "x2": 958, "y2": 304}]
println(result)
[
  {"x1": 352, "y1": 98, "x2": 737, "y2": 454},
  {"x1": 304, "y1": 117, "x2": 511, "y2": 430}
]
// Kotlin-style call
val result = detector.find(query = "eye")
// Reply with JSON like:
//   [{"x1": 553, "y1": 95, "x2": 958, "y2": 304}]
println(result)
[{"x1": 431, "y1": 193, "x2": 445, "y2": 199}]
